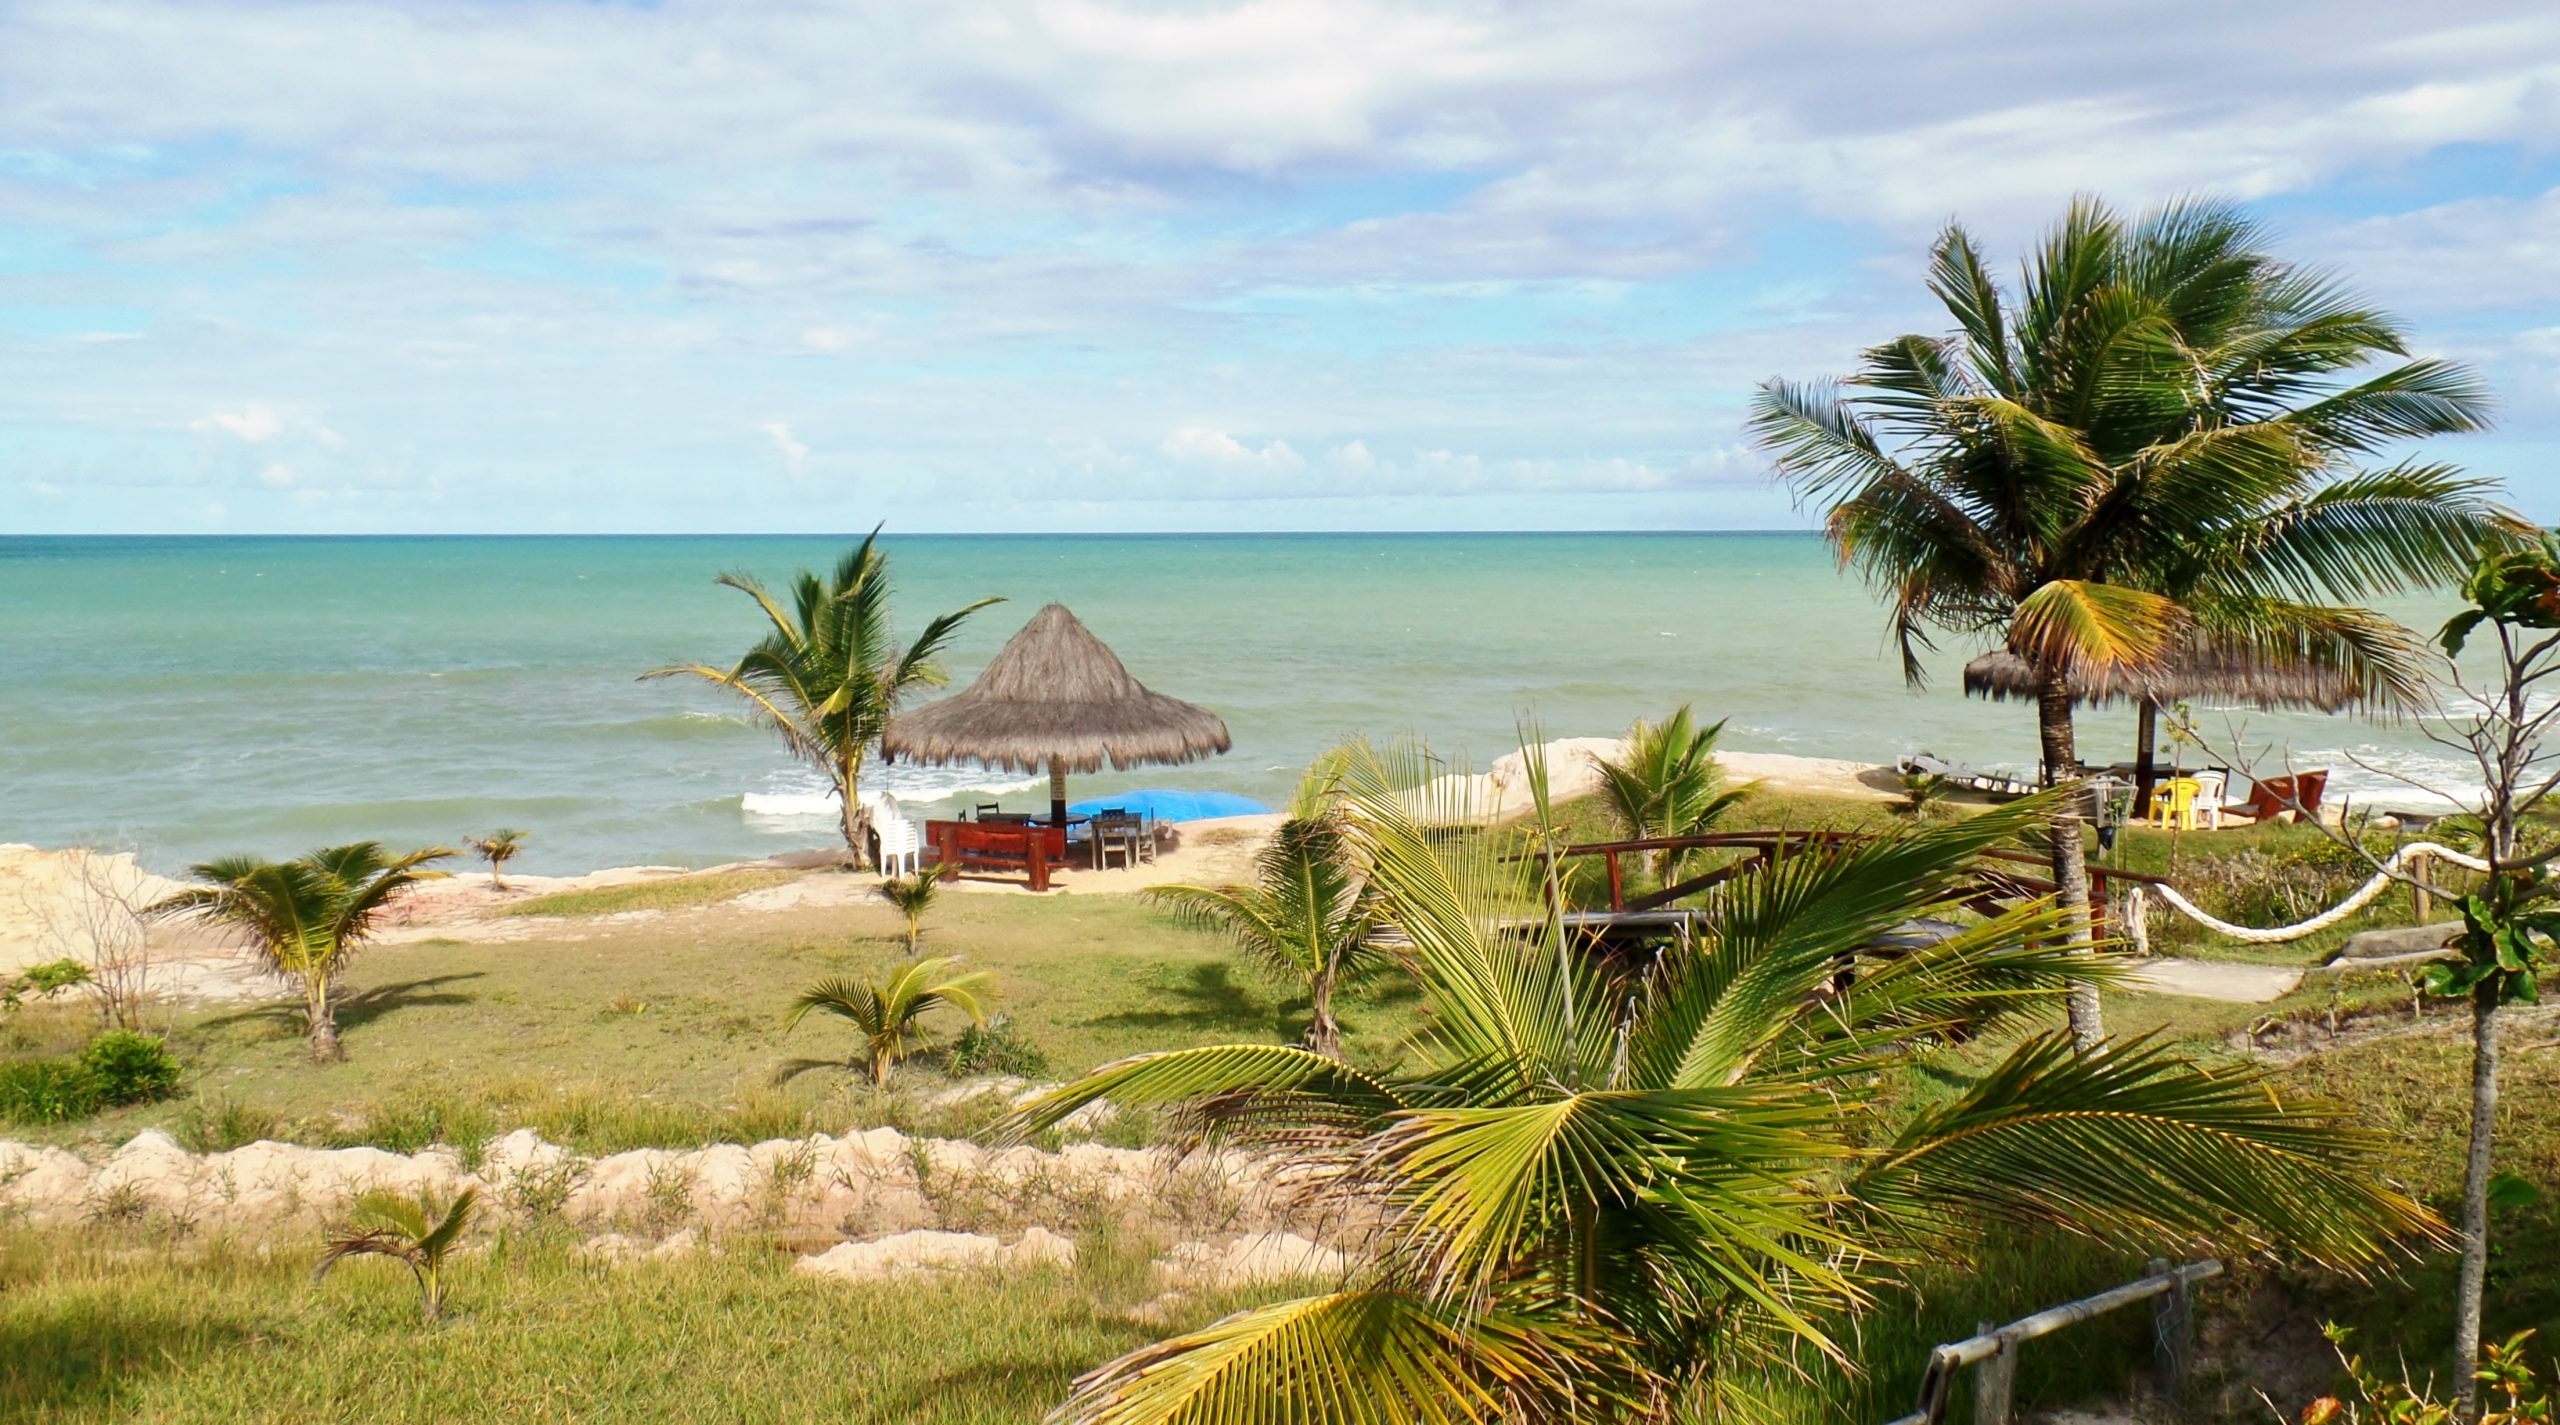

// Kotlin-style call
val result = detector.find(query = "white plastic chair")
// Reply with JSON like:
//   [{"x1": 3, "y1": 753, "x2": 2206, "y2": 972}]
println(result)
[
  {"x1": 874, "y1": 796, "x2": 922, "y2": 875},
  {"x1": 2187, "y1": 770, "x2": 2230, "y2": 830}
]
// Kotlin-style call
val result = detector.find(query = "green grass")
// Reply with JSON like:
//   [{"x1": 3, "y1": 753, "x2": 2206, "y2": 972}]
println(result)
[
  {"x1": 0, "y1": 1222, "x2": 1285, "y2": 1424},
  {"x1": 7, "y1": 785, "x2": 2554, "y2": 1420},
  {"x1": 496, "y1": 869, "x2": 802, "y2": 918},
  {"x1": 14, "y1": 876, "x2": 1413, "y2": 1152}
]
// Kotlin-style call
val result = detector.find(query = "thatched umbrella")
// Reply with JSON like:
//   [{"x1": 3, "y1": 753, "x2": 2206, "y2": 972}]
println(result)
[
  {"x1": 1962, "y1": 646, "x2": 2369, "y2": 813},
  {"x1": 880, "y1": 603, "x2": 1232, "y2": 826}
]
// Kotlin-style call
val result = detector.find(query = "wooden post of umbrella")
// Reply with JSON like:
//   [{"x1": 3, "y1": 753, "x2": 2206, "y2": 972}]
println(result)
[{"x1": 1050, "y1": 759, "x2": 1069, "y2": 830}]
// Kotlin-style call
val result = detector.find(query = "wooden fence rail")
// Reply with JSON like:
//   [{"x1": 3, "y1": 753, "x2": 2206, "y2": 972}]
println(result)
[{"x1": 1882, "y1": 1257, "x2": 2221, "y2": 1425}]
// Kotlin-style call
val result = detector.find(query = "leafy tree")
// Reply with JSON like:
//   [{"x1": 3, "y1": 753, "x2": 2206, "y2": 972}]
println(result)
[
  {"x1": 1753, "y1": 195, "x2": 2509, "y2": 1046},
  {"x1": 1593, "y1": 706, "x2": 1750, "y2": 881},
  {"x1": 1006, "y1": 743, "x2": 2435, "y2": 1423},
  {"x1": 147, "y1": 843, "x2": 451, "y2": 1063},
  {"x1": 2419, "y1": 534, "x2": 2560, "y2": 1412},
  {"x1": 316, "y1": 1186, "x2": 479, "y2": 1323},
  {"x1": 644, "y1": 527, "x2": 998, "y2": 865},
  {"x1": 1147, "y1": 813, "x2": 1381, "y2": 1059},
  {"x1": 784, "y1": 956, "x2": 995, "y2": 1088},
  {"x1": 1896, "y1": 767, "x2": 1955, "y2": 820},
  {"x1": 873, "y1": 861, "x2": 953, "y2": 952},
  {"x1": 464, "y1": 828, "x2": 527, "y2": 892}
]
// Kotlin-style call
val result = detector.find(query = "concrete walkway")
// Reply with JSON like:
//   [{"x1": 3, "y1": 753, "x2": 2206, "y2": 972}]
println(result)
[{"x1": 2125, "y1": 958, "x2": 2308, "y2": 1003}]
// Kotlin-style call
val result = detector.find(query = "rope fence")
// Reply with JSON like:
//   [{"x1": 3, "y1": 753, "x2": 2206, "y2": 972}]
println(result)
[{"x1": 2120, "y1": 841, "x2": 2488, "y2": 953}]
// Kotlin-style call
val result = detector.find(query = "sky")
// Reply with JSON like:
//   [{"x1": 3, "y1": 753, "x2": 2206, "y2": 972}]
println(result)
[{"x1": 3, "y1": 1, "x2": 2559, "y2": 535}]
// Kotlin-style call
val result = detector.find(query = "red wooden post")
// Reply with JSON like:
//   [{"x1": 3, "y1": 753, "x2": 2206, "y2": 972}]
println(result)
[
  {"x1": 1606, "y1": 851, "x2": 1624, "y2": 911},
  {"x1": 1026, "y1": 827, "x2": 1049, "y2": 893}
]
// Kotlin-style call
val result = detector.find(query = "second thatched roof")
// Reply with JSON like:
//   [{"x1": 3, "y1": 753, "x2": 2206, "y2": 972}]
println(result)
[
  {"x1": 880, "y1": 603, "x2": 1232, "y2": 774},
  {"x1": 1961, "y1": 647, "x2": 2367, "y2": 713}
]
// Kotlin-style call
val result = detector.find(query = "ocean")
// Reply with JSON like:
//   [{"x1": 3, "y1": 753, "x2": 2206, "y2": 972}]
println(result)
[{"x1": 0, "y1": 533, "x2": 2480, "y2": 875}]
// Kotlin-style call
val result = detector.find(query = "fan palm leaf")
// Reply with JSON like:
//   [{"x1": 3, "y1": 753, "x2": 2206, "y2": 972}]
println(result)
[{"x1": 1001, "y1": 737, "x2": 2435, "y2": 1423}]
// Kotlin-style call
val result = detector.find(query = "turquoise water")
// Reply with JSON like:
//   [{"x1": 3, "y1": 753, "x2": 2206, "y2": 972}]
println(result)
[{"x1": 0, "y1": 534, "x2": 2474, "y2": 875}]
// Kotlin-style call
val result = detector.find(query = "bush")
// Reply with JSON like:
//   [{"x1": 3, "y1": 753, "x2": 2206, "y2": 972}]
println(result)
[
  {"x1": 82, "y1": 1031, "x2": 182, "y2": 1105},
  {"x1": 947, "y1": 1016, "x2": 1049, "y2": 1079},
  {"x1": 0, "y1": 1057, "x2": 102, "y2": 1125}
]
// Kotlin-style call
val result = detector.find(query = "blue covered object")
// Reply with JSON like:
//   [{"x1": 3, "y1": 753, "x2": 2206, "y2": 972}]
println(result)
[{"x1": 1067, "y1": 789, "x2": 1273, "y2": 824}]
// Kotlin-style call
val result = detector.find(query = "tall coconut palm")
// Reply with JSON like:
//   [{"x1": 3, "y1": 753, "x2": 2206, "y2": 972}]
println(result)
[
  {"x1": 1147, "y1": 812, "x2": 1381, "y2": 1059},
  {"x1": 1003, "y1": 742, "x2": 2434, "y2": 1423},
  {"x1": 1594, "y1": 706, "x2": 1751, "y2": 882},
  {"x1": 644, "y1": 527, "x2": 998, "y2": 865},
  {"x1": 784, "y1": 956, "x2": 995, "y2": 1087},
  {"x1": 146, "y1": 842, "x2": 451, "y2": 1063},
  {"x1": 1751, "y1": 195, "x2": 2512, "y2": 1047}
]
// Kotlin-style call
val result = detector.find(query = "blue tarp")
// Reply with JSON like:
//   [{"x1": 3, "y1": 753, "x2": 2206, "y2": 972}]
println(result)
[{"x1": 1066, "y1": 789, "x2": 1273, "y2": 823}]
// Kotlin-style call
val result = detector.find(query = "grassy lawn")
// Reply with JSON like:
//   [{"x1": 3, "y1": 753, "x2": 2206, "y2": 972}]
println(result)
[
  {"x1": 4, "y1": 786, "x2": 2555, "y2": 1422},
  {"x1": 0, "y1": 1224, "x2": 1286, "y2": 1425},
  {"x1": 5, "y1": 883, "x2": 1425, "y2": 1154}
]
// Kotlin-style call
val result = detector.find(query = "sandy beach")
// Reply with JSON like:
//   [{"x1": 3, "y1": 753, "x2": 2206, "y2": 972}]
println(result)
[{"x1": 0, "y1": 744, "x2": 1899, "y2": 996}]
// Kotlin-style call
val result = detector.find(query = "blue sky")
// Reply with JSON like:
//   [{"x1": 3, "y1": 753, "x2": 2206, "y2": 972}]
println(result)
[{"x1": 3, "y1": 1, "x2": 2559, "y2": 534}]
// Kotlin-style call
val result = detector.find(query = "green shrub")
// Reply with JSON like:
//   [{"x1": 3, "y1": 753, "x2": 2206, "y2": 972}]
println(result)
[
  {"x1": 82, "y1": 1031, "x2": 182, "y2": 1106},
  {"x1": 177, "y1": 1096, "x2": 288, "y2": 1153},
  {"x1": 946, "y1": 1016, "x2": 1050, "y2": 1079},
  {"x1": 0, "y1": 1057, "x2": 102, "y2": 1125},
  {"x1": 20, "y1": 959, "x2": 92, "y2": 997}
]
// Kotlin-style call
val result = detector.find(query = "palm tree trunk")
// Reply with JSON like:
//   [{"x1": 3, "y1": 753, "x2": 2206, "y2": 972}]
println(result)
[
  {"x1": 308, "y1": 980, "x2": 345, "y2": 1063},
  {"x1": 2131, "y1": 699, "x2": 2159, "y2": 819},
  {"x1": 2453, "y1": 979, "x2": 2499, "y2": 1417},
  {"x1": 2036, "y1": 674, "x2": 2104, "y2": 1050},
  {"x1": 838, "y1": 751, "x2": 875, "y2": 868},
  {"x1": 1305, "y1": 970, "x2": 1343, "y2": 1060}
]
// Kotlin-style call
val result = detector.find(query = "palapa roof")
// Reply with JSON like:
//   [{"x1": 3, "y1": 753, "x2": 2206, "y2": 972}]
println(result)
[
  {"x1": 880, "y1": 604, "x2": 1232, "y2": 775},
  {"x1": 1961, "y1": 647, "x2": 2366, "y2": 713}
]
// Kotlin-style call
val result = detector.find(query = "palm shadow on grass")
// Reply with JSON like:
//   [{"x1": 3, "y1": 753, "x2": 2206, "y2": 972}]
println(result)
[
  {"x1": 886, "y1": 1355, "x2": 1101, "y2": 1423},
  {"x1": 1079, "y1": 962, "x2": 1282, "y2": 1036},
  {"x1": 197, "y1": 973, "x2": 486, "y2": 1038},
  {"x1": 0, "y1": 1313, "x2": 254, "y2": 1418}
]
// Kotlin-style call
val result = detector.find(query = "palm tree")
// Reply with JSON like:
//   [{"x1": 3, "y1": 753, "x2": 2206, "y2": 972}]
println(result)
[
  {"x1": 464, "y1": 828, "x2": 527, "y2": 892},
  {"x1": 147, "y1": 842, "x2": 451, "y2": 1063},
  {"x1": 315, "y1": 1185, "x2": 478, "y2": 1322},
  {"x1": 874, "y1": 861, "x2": 952, "y2": 952},
  {"x1": 783, "y1": 956, "x2": 995, "y2": 1087},
  {"x1": 1146, "y1": 812, "x2": 1381, "y2": 1059},
  {"x1": 1593, "y1": 705, "x2": 1750, "y2": 881},
  {"x1": 644, "y1": 527, "x2": 998, "y2": 866},
  {"x1": 1003, "y1": 741, "x2": 2436, "y2": 1423},
  {"x1": 1751, "y1": 195, "x2": 2511, "y2": 1047}
]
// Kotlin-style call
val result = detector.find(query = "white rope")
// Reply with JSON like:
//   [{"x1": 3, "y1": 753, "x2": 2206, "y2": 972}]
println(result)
[{"x1": 2122, "y1": 841, "x2": 2488, "y2": 946}]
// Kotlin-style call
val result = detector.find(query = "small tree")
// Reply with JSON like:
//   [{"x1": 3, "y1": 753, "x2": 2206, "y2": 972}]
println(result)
[
  {"x1": 316, "y1": 1186, "x2": 479, "y2": 1322},
  {"x1": 9, "y1": 848, "x2": 159, "y2": 1031},
  {"x1": 464, "y1": 829, "x2": 527, "y2": 892},
  {"x1": 874, "y1": 862, "x2": 952, "y2": 952},
  {"x1": 783, "y1": 956, "x2": 994, "y2": 1087},
  {"x1": 1147, "y1": 814, "x2": 1381, "y2": 1059},
  {"x1": 1594, "y1": 706, "x2": 1750, "y2": 881},
  {"x1": 2425, "y1": 536, "x2": 2560, "y2": 1414},
  {"x1": 147, "y1": 843, "x2": 451, "y2": 1063},
  {"x1": 644, "y1": 528, "x2": 998, "y2": 865}
]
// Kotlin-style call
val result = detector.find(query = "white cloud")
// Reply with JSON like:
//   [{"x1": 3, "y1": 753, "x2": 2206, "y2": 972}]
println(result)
[
  {"x1": 1161, "y1": 427, "x2": 1305, "y2": 472},
  {"x1": 257, "y1": 463, "x2": 294, "y2": 488},
  {"x1": 194, "y1": 405, "x2": 286, "y2": 442},
  {"x1": 759, "y1": 421, "x2": 810, "y2": 477}
]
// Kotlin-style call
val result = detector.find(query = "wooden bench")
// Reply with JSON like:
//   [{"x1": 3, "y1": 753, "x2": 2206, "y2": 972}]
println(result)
[{"x1": 926, "y1": 820, "x2": 1068, "y2": 892}]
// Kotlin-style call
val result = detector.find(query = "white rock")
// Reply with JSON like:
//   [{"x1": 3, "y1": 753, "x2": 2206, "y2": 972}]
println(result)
[
  {"x1": 792, "y1": 1227, "x2": 1075, "y2": 1282},
  {"x1": 1159, "y1": 1232, "x2": 1348, "y2": 1291}
]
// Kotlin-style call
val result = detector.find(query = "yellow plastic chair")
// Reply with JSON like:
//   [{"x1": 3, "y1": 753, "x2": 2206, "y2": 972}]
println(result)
[{"x1": 2148, "y1": 777, "x2": 2200, "y2": 831}]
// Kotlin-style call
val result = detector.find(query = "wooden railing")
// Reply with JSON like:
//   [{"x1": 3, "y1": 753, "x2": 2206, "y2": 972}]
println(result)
[{"x1": 1884, "y1": 1258, "x2": 2220, "y2": 1425}]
